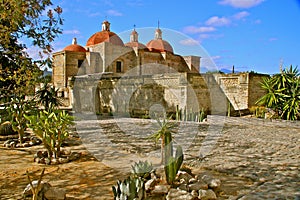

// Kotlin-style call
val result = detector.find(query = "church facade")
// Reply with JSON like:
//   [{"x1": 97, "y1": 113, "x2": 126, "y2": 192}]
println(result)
[{"x1": 52, "y1": 20, "x2": 267, "y2": 117}]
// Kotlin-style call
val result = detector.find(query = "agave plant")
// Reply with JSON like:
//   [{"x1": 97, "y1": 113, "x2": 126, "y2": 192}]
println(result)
[
  {"x1": 131, "y1": 160, "x2": 154, "y2": 180},
  {"x1": 112, "y1": 176, "x2": 145, "y2": 200}
]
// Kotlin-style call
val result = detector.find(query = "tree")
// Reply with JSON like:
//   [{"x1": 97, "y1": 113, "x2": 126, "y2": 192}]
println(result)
[
  {"x1": 0, "y1": 1, "x2": 63, "y2": 141},
  {"x1": 256, "y1": 65, "x2": 300, "y2": 120},
  {"x1": 35, "y1": 79, "x2": 63, "y2": 111},
  {"x1": 0, "y1": 0, "x2": 63, "y2": 103}
]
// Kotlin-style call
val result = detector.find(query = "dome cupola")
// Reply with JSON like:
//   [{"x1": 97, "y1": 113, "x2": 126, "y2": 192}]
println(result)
[
  {"x1": 86, "y1": 20, "x2": 124, "y2": 46},
  {"x1": 63, "y1": 38, "x2": 87, "y2": 52},
  {"x1": 146, "y1": 24, "x2": 173, "y2": 53},
  {"x1": 125, "y1": 26, "x2": 147, "y2": 49}
]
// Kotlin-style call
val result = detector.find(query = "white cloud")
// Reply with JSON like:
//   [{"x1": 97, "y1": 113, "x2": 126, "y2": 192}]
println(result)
[
  {"x1": 211, "y1": 55, "x2": 222, "y2": 61},
  {"x1": 127, "y1": 0, "x2": 143, "y2": 6},
  {"x1": 269, "y1": 37, "x2": 278, "y2": 42},
  {"x1": 219, "y1": 0, "x2": 264, "y2": 8},
  {"x1": 106, "y1": 9, "x2": 123, "y2": 16},
  {"x1": 233, "y1": 11, "x2": 250, "y2": 20},
  {"x1": 89, "y1": 12, "x2": 102, "y2": 17},
  {"x1": 183, "y1": 26, "x2": 216, "y2": 34},
  {"x1": 63, "y1": 29, "x2": 81, "y2": 35},
  {"x1": 205, "y1": 16, "x2": 231, "y2": 27},
  {"x1": 179, "y1": 38, "x2": 200, "y2": 46},
  {"x1": 254, "y1": 19, "x2": 262, "y2": 24}
]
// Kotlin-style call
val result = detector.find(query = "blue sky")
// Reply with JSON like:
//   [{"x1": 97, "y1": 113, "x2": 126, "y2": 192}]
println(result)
[{"x1": 40, "y1": 0, "x2": 300, "y2": 74}]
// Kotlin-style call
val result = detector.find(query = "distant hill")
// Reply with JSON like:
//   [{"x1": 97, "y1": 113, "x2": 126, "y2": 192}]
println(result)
[
  {"x1": 43, "y1": 70, "x2": 52, "y2": 77},
  {"x1": 200, "y1": 67, "x2": 237, "y2": 74}
]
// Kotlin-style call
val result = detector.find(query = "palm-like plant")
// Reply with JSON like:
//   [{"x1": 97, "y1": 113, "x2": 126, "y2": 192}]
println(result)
[
  {"x1": 151, "y1": 116, "x2": 175, "y2": 165},
  {"x1": 35, "y1": 80, "x2": 62, "y2": 111},
  {"x1": 256, "y1": 65, "x2": 299, "y2": 120}
]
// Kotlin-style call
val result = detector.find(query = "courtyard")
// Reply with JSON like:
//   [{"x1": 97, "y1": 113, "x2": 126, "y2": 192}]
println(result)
[{"x1": 0, "y1": 116, "x2": 299, "y2": 199}]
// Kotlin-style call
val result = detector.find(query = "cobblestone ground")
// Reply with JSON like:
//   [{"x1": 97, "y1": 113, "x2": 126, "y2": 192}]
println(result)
[{"x1": 75, "y1": 114, "x2": 300, "y2": 199}]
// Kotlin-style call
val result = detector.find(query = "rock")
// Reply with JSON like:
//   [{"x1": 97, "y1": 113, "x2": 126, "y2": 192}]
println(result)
[
  {"x1": 39, "y1": 158, "x2": 46, "y2": 164},
  {"x1": 166, "y1": 188, "x2": 194, "y2": 200},
  {"x1": 23, "y1": 181, "x2": 51, "y2": 198},
  {"x1": 189, "y1": 181, "x2": 208, "y2": 191},
  {"x1": 189, "y1": 178, "x2": 197, "y2": 184},
  {"x1": 208, "y1": 178, "x2": 221, "y2": 190},
  {"x1": 34, "y1": 157, "x2": 41, "y2": 163},
  {"x1": 9, "y1": 141, "x2": 16, "y2": 148},
  {"x1": 58, "y1": 157, "x2": 69, "y2": 164},
  {"x1": 51, "y1": 158, "x2": 59, "y2": 165},
  {"x1": 42, "y1": 151, "x2": 49, "y2": 158},
  {"x1": 45, "y1": 158, "x2": 51, "y2": 165},
  {"x1": 68, "y1": 152, "x2": 81, "y2": 161},
  {"x1": 16, "y1": 143, "x2": 22, "y2": 148},
  {"x1": 36, "y1": 151, "x2": 44, "y2": 158},
  {"x1": 151, "y1": 185, "x2": 170, "y2": 194},
  {"x1": 145, "y1": 179, "x2": 157, "y2": 191},
  {"x1": 177, "y1": 171, "x2": 193, "y2": 183},
  {"x1": 178, "y1": 184, "x2": 188, "y2": 191},
  {"x1": 198, "y1": 189, "x2": 217, "y2": 200},
  {"x1": 191, "y1": 190, "x2": 198, "y2": 198},
  {"x1": 61, "y1": 149, "x2": 71, "y2": 156},
  {"x1": 44, "y1": 187, "x2": 66, "y2": 200},
  {"x1": 23, "y1": 142, "x2": 30, "y2": 147},
  {"x1": 201, "y1": 175, "x2": 221, "y2": 190}
]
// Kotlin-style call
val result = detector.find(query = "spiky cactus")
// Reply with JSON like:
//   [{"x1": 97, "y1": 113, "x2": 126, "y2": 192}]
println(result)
[{"x1": 112, "y1": 176, "x2": 145, "y2": 200}]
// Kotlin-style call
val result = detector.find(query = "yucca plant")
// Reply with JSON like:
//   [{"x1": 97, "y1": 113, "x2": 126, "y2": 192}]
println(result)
[{"x1": 256, "y1": 65, "x2": 300, "y2": 120}]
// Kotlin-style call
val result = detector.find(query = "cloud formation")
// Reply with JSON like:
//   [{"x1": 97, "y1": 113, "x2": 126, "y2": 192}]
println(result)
[
  {"x1": 219, "y1": 0, "x2": 264, "y2": 8},
  {"x1": 106, "y1": 9, "x2": 123, "y2": 16},
  {"x1": 63, "y1": 30, "x2": 81, "y2": 35},
  {"x1": 179, "y1": 38, "x2": 200, "y2": 46},
  {"x1": 233, "y1": 11, "x2": 250, "y2": 20},
  {"x1": 205, "y1": 16, "x2": 231, "y2": 26},
  {"x1": 183, "y1": 26, "x2": 216, "y2": 34}
]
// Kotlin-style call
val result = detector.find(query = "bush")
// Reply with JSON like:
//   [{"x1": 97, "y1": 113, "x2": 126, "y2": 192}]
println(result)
[{"x1": 26, "y1": 109, "x2": 74, "y2": 158}]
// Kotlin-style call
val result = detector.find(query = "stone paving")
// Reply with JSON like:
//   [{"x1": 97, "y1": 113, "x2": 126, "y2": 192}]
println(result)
[
  {"x1": 1, "y1": 115, "x2": 299, "y2": 199},
  {"x1": 74, "y1": 114, "x2": 300, "y2": 199}
]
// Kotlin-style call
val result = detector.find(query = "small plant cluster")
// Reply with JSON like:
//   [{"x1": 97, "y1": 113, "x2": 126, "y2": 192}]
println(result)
[
  {"x1": 25, "y1": 109, "x2": 74, "y2": 159},
  {"x1": 112, "y1": 161, "x2": 153, "y2": 199},
  {"x1": 2, "y1": 79, "x2": 74, "y2": 164},
  {"x1": 113, "y1": 117, "x2": 184, "y2": 199},
  {"x1": 249, "y1": 106, "x2": 267, "y2": 118},
  {"x1": 175, "y1": 106, "x2": 206, "y2": 122}
]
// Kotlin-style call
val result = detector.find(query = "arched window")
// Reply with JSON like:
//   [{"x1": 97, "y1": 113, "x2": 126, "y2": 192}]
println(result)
[{"x1": 116, "y1": 61, "x2": 122, "y2": 73}]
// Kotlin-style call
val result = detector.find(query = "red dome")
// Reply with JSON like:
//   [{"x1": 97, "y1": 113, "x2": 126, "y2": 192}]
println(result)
[
  {"x1": 146, "y1": 39, "x2": 173, "y2": 53},
  {"x1": 86, "y1": 31, "x2": 124, "y2": 46},
  {"x1": 125, "y1": 41, "x2": 147, "y2": 49},
  {"x1": 63, "y1": 44, "x2": 87, "y2": 52}
]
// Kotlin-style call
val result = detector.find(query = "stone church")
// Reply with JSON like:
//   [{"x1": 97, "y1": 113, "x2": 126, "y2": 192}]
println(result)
[{"x1": 52, "y1": 20, "x2": 266, "y2": 117}]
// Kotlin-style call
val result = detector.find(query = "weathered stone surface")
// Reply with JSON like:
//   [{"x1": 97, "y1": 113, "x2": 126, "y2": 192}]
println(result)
[
  {"x1": 198, "y1": 189, "x2": 217, "y2": 200},
  {"x1": 23, "y1": 181, "x2": 51, "y2": 197},
  {"x1": 151, "y1": 185, "x2": 170, "y2": 194},
  {"x1": 177, "y1": 171, "x2": 193, "y2": 183},
  {"x1": 166, "y1": 189, "x2": 194, "y2": 200},
  {"x1": 188, "y1": 181, "x2": 208, "y2": 191},
  {"x1": 44, "y1": 187, "x2": 66, "y2": 200},
  {"x1": 145, "y1": 178, "x2": 157, "y2": 191}
]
